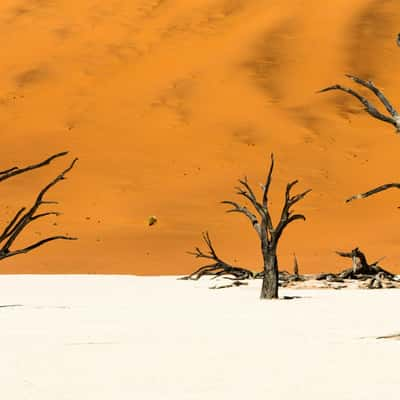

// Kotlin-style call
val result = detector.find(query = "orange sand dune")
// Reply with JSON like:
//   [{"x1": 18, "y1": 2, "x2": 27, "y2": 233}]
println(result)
[{"x1": 1, "y1": 0, "x2": 400, "y2": 275}]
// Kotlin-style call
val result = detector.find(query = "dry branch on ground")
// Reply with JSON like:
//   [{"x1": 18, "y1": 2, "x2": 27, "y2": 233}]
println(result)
[{"x1": 179, "y1": 232, "x2": 254, "y2": 283}]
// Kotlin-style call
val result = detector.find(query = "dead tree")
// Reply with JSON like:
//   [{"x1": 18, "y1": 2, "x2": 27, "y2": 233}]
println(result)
[
  {"x1": 336, "y1": 247, "x2": 393, "y2": 279},
  {"x1": 222, "y1": 154, "x2": 311, "y2": 299},
  {"x1": 319, "y1": 75, "x2": 400, "y2": 203},
  {"x1": 318, "y1": 74, "x2": 400, "y2": 132},
  {"x1": 0, "y1": 152, "x2": 77, "y2": 260},
  {"x1": 181, "y1": 231, "x2": 254, "y2": 281}
]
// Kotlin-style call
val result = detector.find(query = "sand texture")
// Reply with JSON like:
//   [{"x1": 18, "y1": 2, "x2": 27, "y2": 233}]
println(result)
[{"x1": 1, "y1": 1, "x2": 400, "y2": 274}]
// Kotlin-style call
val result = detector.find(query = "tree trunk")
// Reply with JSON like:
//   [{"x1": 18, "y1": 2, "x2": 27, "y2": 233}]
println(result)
[{"x1": 260, "y1": 249, "x2": 279, "y2": 299}]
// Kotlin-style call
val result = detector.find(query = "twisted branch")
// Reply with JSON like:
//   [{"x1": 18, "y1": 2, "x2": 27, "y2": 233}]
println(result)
[
  {"x1": 346, "y1": 183, "x2": 400, "y2": 203},
  {"x1": 318, "y1": 75, "x2": 400, "y2": 132},
  {"x1": 181, "y1": 232, "x2": 254, "y2": 280},
  {"x1": 0, "y1": 157, "x2": 78, "y2": 260},
  {"x1": 0, "y1": 152, "x2": 68, "y2": 182}
]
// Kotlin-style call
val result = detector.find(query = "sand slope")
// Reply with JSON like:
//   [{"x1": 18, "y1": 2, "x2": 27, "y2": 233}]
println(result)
[
  {"x1": 1, "y1": 0, "x2": 400, "y2": 274},
  {"x1": 1, "y1": 275, "x2": 400, "y2": 399}
]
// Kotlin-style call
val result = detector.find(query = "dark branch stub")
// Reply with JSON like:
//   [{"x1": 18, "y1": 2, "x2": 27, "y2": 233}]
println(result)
[
  {"x1": 293, "y1": 253, "x2": 299, "y2": 276},
  {"x1": 0, "y1": 155, "x2": 78, "y2": 260},
  {"x1": 318, "y1": 75, "x2": 400, "y2": 132}
]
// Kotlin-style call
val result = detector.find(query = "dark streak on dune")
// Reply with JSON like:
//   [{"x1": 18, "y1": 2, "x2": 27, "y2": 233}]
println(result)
[
  {"x1": 287, "y1": 106, "x2": 326, "y2": 139},
  {"x1": 8, "y1": 0, "x2": 53, "y2": 21},
  {"x1": 160, "y1": 0, "x2": 247, "y2": 41},
  {"x1": 231, "y1": 125, "x2": 259, "y2": 146},
  {"x1": 347, "y1": 0, "x2": 396, "y2": 80},
  {"x1": 208, "y1": 0, "x2": 246, "y2": 18},
  {"x1": 107, "y1": 42, "x2": 140, "y2": 63},
  {"x1": 139, "y1": 0, "x2": 169, "y2": 19},
  {"x1": 327, "y1": 0, "x2": 400, "y2": 119},
  {"x1": 53, "y1": 26, "x2": 74, "y2": 40},
  {"x1": 244, "y1": 20, "x2": 297, "y2": 102},
  {"x1": 15, "y1": 67, "x2": 48, "y2": 88},
  {"x1": 150, "y1": 78, "x2": 195, "y2": 124}
]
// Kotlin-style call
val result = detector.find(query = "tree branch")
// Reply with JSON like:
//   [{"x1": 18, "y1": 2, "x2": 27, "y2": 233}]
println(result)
[
  {"x1": 221, "y1": 200, "x2": 262, "y2": 238},
  {"x1": 262, "y1": 153, "x2": 274, "y2": 207},
  {"x1": 0, "y1": 152, "x2": 68, "y2": 183},
  {"x1": 345, "y1": 74, "x2": 399, "y2": 118},
  {"x1": 318, "y1": 85, "x2": 396, "y2": 126},
  {"x1": 274, "y1": 181, "x2": 311, "y2": 243},
  {"x1": 182, "y1": 232, "x2": 255, "y2": 280},
  {"x1": 0, "y1": 207, "x2": 26, "y2": 242},
  {"x1": 261, "y1": 153, "x2": 274, "y2": 234},
  {"x1": 0, "y1": 236, "x2": 77, "y2": 260},
  {"x1": 318, "y1": 76, "x2": 400, "y2": 131},
  {"x1": 0, "y1": 158, "x2": 78, "y2": 258},
  {"x1": 346, "y1": 183, "x2": 400, "y2": 203},
  {"x1": 187, "y1": 232, "x2": 223, "y2": 263},
  {"x1": 235, "y1": 181, "x2": 267, "y2": 221}
]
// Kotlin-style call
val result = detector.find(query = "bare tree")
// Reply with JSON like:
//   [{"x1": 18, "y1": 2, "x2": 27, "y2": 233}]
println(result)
[
  {"x1": 221, "y1": 154, "x2": 311, "y2": 299},
  {"x1": 0, "y1": 152, "x2": 77, "y2": 261},
  {"x1": 319, "y1": 75, "x2": 400, "y2": 202}
]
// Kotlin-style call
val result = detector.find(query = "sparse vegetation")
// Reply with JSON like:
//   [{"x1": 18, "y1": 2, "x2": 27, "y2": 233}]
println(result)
[{"x1": 183, "y1": 154, "x2": 311, "y2": 299}]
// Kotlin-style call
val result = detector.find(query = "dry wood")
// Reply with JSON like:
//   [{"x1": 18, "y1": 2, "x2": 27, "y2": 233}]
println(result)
[
  {"x1": 293, "y1": 253, "x2": 299, "y2": 276},
  {"x1": 183, "y1": 155, "x2": 310, "y2": 298},
  {"x1": 222, "y1": 154, "x2": 311, "y2": 299},
  {"x1": 336, "y1": 247, "x2": 394, "y2": 279},
  {"x1": 319, "y1": 76, "x2": 400, "y2": 202},
  {"x1": 181, "y1": 232, "x2": 255, "y2": 281},
  {"x1": 0, "y1": 152, "x2": 68, "y2": 183},
  {"x1": 318, "y1": 74, "x2": 400, "y2": 132},
  {"x1": 346, "y1": 183, "x2": 400, "y2": 203},
  {"x1": 0, "y1": 155, "x2": 78, "y2": 260}
]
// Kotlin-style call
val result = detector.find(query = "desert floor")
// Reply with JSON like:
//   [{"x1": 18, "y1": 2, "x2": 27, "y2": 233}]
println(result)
[
  {"x1": 2, "y1": 1, "x2": 400, "y2": 275},
  {"x1": 1, "y1": 275, "x2": 399, "y2": 399}
]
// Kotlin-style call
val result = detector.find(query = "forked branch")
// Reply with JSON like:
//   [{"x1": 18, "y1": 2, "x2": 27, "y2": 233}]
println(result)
[
  {"x1": 318, "y1": 75, "x2": 400, "y2": 132},
  {"x1": 181, "y1": 232, "x2": 254, "y2": 280},
  {"x1": 0, "y1": 157, "x2": 78, "y2": 260},
  {"x1": 222, "y1": 154, "x2": 311, "y2": 246},
  {"x1": 220, "y1": 200, "x2": 262, "y2": 238},
  {"x1": 273, "y1": 181, "x2": 311, "y2": 244},
  {"x1": 0, "y1": 152, "x2": 69, "y2": 182}
]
